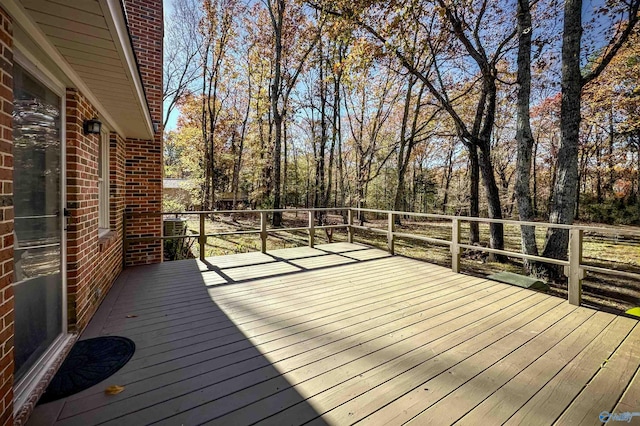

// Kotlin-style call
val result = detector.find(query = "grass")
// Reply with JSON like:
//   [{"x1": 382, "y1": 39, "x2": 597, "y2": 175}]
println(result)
[{"x1": 165, "y1": 211, "x2": 640, "y2": 314}]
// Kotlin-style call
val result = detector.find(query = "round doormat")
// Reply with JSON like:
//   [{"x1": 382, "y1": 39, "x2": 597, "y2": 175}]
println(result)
[{"x1": 38, "y1": 336, "x2": 135, "y2": 404}]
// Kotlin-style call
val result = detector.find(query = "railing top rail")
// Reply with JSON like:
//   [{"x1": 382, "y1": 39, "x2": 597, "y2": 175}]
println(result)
[
  {"x1": 351, "y1": 207, "x2": 640, "y2": 237},
  {"x1": 126, "y1": 207, "x2": 640, "y2": 238},
  {"x1": 352, "y1": 207, "x2": 578, "y2": 229},
  {"x1": 127, "y1": 207, "x2": 349, "y2": 218}
]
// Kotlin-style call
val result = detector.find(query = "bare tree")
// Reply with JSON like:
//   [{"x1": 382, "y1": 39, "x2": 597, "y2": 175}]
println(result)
[
  {"x1": 541, "y1": 0, "x2": 639, "y2": 277},
  {"x1": 514, "y1": 0, "x2": 538, "y2": 271},
  {"x1": 200, "y1": 0, "x2": 240, "y2": 211},
  {"x1": 264, "y1": 0, "x2": 324, "y2": 225},
  {"x1": 163, "y1": 0, "x2": 202, "y2": 129}
]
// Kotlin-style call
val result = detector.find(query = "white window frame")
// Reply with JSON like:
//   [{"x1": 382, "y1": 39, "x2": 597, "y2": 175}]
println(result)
[
  {"x1": 98, "y1": 127, "x2": 110, "y2": 235},
  {"x1": 12, "y1": 48, "x2": 72, "y2": 413}
]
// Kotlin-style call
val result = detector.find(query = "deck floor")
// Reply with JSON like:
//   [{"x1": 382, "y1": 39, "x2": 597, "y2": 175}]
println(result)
[{"x1": 29, "y1": 243, "x2": 640, "y2": 425}]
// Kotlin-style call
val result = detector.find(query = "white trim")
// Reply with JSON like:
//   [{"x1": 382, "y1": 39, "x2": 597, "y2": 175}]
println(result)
[
  {"x1": 13, "y1": 48, "x2": 64, "y2": 96},
  {"x1": 0, "y1": 0, "x2": 149, "y2": 139},
  {"x1": 11, "y1": 54, "x2": 69, "y2": 413},
  {"x1": 13, "y1": 334, "x2": 75, "y2": 414},
  {"x1": 101, "y1": 0, "x2": 155, "y2": 137},
  {"x1": 98, "y1": 127, "x2": 110, "y2": 230},
  {"x1": 60, "y1": 78, "x2": 68, "y2": 340}
]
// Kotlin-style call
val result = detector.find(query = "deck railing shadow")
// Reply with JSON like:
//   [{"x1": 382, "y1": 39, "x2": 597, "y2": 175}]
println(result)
[{"x1": 196, "y1": 243, "x2": 388, "y2": 287}]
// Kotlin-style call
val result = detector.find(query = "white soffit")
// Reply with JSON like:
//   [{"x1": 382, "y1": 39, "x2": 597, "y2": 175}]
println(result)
[{"x1": 10, "y1": 0, "x2": 154, "y2": 139}]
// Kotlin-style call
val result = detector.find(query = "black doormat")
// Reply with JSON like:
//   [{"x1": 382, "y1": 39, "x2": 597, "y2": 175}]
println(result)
[{"x1": 38, "y1": 336, "x2": 135, "y2": 404}]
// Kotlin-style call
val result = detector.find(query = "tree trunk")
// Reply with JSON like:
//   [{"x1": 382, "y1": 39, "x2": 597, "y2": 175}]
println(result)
[
  {"x1": 316, "y1": 42, "x2": 327, "y2": 222},
  {"x1": 273, "y1": 110, "x2": 283, "y2": 226},
  {"x1": 394, "y1": 170, "x2": 406, "y2": 218},
  {"x1": 323, "y1": 44, "x2": 337, "y2": 213},
  {"x1": 596, "y1": 135, "x2": 603, "y2": 203},
  {"x1": 476, "y1": 76, "x2": 505, "y2": 256},
  {"x1": 636, "y1": 133, "x2": 640, "y2": 219},
  {"x1": 514, "y1": 0, "x2": 539, "y2": 271},
  {"x1": 270, "y1": 0, "x2": 284, "y2": 226},
  {"x1": 533, "y1": 135, "x2": 539, "y2": 215},
  {"x1": 201, "y1": 45, "x2": 211, "y2": 210},
  {"x1": 333, "y1": 58, "x2": 346, "y2": 222},
  {"x1": 394, "y1": 77, "x2": 414, "y2": 225},
  {"x1": 541, "y1": 0, "x2": 582, "y2": 278},
  {"x1": 478, "y1": 141, "x2": 505, "y2": 258},
  {"x1": 232, "y1": 91, "x2": 250, "y2": 209},
  {"x1": 283, "y1": 117, "x2": 288, "y2": 207},
  {"x1": 607, "y1": 111, "x2": 615, "y2": 195},
  {"x1": 442, "y1": 139, "x2": 454, "y2": 213},
  {"x1": 467, "y1": 144, "x2": 480, "y2": 244}
]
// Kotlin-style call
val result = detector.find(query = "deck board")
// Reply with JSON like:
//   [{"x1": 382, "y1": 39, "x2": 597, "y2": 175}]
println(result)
[
  {"x1": 28, "y1": 243, "x2": 639, "y2": 426},
  {"x1": 410, "y1": 310, "x2": 609, "y2": 425},
  {"x1": 555, "y1": 323, "x2": 640, "y2": 425},
  {"x1": 503, "y1": 315, "x2": 637, "y2": 425}
]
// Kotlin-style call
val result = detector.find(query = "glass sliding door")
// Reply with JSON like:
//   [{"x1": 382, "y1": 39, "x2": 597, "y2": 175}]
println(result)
[{"x1": 12, "y1": 64, "x2": 64, "y2": 382}]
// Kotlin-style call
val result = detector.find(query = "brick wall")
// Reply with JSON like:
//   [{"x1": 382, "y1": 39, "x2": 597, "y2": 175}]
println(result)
[
  {"x1": 124, "y1": 0, "x2": 163, "y2": 265},
  {"x1": 0, "y1": 8, "x2": 12, "y2": 426},
  {"x1": 124, "y1": 138, "x2": 162, "y2": 265},
  {"x1": 65, "y1": 88, "x2": 98, "y2": 330},
  {"x1": 65, "y1": 90, "x2": 123, "y2": 332}
]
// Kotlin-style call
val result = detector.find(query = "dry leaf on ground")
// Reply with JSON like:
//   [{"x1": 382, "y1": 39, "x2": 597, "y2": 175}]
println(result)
[{"x1": 104, "y1": 385, "x2": 125, "y2": 395}]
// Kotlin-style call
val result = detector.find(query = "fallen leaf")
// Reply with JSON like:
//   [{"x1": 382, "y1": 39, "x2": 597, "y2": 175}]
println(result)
[
  {"x1": 105, "y1": 385, "x2": 125, "y2": 395},
  {"x1": 125, "y1": 315, "x2": 138, "y2": 318}
]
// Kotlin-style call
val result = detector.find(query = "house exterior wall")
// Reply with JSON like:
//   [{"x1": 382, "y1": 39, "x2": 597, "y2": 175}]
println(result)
[
  {"x1": 124, "y1": 0, "x2": 163, "y2": 266},
  {"x1": 65, "y1": 90, "x2": 124, "y2": 333},
  {"x1": 0, "y1": 8, "x2": 12, "y2": 425},
  {"x1": 124, "y1": 138, "x2": 162, "y2": 265}
]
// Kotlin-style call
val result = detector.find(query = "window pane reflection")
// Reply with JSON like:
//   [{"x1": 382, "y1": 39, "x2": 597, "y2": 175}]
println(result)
[{"x1": 12, "y1": 64, "x2": 63, "y2": 381}]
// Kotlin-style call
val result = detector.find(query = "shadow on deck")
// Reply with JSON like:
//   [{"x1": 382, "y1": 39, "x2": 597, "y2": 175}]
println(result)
[{"x1": 29, "y1": 243, "x2": 639, "y2": 425}]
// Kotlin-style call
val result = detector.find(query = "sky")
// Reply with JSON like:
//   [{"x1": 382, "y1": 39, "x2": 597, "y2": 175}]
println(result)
[
  {"x1": 164, "y1": 102, "x2": 179, "y2": 132},
  {"x1": 163, "y1": 0, "x2": 179, "y2": 131}
]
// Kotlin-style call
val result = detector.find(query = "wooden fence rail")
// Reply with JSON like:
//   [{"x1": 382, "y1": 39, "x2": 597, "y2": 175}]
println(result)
[{"x1": 124, "y1": 207, "x2": 640, "y2": 307}]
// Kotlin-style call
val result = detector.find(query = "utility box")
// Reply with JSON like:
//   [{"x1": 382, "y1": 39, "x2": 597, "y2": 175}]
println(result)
[{"x1": 163, "y1": 218, "x2": 188, "y2": 237}]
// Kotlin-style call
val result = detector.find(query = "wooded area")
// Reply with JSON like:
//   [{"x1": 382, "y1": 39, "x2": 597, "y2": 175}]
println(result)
[{"x1": 162, "y1": 0, "x2": 640, "y2": 277}]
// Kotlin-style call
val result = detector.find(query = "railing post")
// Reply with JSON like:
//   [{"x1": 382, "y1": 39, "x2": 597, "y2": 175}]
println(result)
[
  {"x1": 451, "y1": 217, "x2": 461, "y2": 273},
  {"x1": 308, "y1": 210, "x2": 315, "y2": 248},
  {"x1": 260, "y1": 211, "x2": 267, "y2": 253},
  {"x1": 388, "y1": 212, "x2": 395, "y2": 255},
  {"x1": 199, "y1": 213, "x2": 206, "y2": 261},
  {"x1": 347, "y1": 209, "x2": 354, "y2": 243},
  {"x1": 567, "y1": 228, "x2": 584, "y2": 306}
]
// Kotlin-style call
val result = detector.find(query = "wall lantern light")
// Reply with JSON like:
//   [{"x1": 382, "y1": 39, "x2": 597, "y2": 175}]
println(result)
[{"x1": 83, "y1": 118, "x2": 102, "y2": 135}]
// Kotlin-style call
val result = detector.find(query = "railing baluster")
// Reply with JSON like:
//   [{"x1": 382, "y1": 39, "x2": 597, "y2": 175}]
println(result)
[
  {"x1": 451, "y1": 217, "x2": 461, "y2": 273},
  {"x1": 388, "y1": 212, "x2": 395, "y2": 255},
  {"x1": 567, "y1": 228, "x2": 584, "y2": 306},
  {"x1": 199, "y1": 213, "x2": 206, "y2": 261},
  {"x1": 308, "y1": 210, "x2": 315, "y2": 248},
  {"x1": 260, "y1": 211, "x2": 267, "y2": 253},
  {"x1": 348, "y1": 209, "x2": 354, "y2": 243}
]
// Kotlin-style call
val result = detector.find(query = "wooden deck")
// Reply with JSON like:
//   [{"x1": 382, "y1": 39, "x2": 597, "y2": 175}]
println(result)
[{"x1": 29, "y1": 243, "x2": 640, "y2": 426}]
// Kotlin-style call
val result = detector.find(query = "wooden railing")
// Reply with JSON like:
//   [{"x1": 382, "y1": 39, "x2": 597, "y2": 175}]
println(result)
[
  {"x1": 124, "y1": 207, "x2": 640, "y2": 307},
  {"x1": 124, "y1": 207, "x2": 350, "y2": 258}
]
